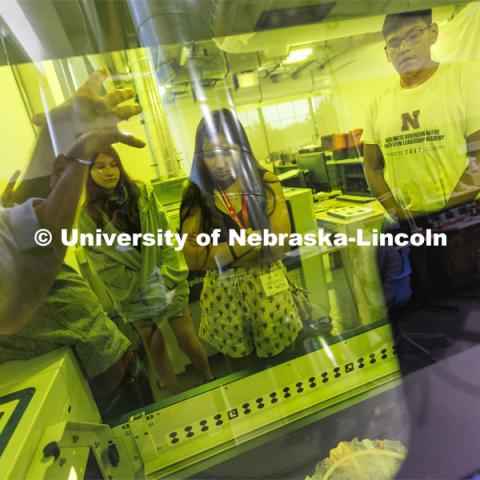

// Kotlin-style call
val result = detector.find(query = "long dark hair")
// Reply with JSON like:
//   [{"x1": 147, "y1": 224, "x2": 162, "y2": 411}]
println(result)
[
  {"x1": 180, "y1": 108, "x2": 276, "y2": 236},
  {"x1": 85, "y1": 146, "x2": 141, "y2": 231}
]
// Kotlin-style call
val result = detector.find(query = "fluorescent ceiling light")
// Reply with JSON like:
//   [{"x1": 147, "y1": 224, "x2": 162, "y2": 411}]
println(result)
[
  {"x1": 284, "y1": 47, "x2": 313, "y2": 64},
  {"x1": 235, "y1": 72, "x2": 259, "y2": 88}
]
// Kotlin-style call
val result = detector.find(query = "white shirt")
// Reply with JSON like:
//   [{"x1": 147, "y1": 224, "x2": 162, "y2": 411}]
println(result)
[
  {"x1": 0, "y1": 200, "x2": 63, "y2": 333},
  {"x1": 363, "y1": 62, "x2": 480, "y2": 212}
]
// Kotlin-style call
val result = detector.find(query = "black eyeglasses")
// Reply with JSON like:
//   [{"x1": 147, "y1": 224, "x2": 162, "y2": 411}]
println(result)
[{"x1": 384, "y1": 26, "x2": 431, "y2": 54}]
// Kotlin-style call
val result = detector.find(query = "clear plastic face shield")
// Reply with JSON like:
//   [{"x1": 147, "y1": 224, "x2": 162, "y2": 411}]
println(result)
[
  {"x1": 0, "y1": 0, "x2": 394, "y2": 395},
  {"x1": 22, "y1": 2, "x2": 480, "y2": 477}
]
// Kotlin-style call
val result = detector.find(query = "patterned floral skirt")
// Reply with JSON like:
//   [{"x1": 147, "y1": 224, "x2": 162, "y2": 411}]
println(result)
[{"x1": 199, "y1": 262, "x2": 303, "y2": 358}]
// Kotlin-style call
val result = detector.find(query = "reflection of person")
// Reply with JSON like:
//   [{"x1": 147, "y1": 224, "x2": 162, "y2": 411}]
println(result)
[
  {"x1": 78, "y1": 147, "x2": 213, "y2": 393},
  {"x1": 0, "y1": 84, "x2": 145, "y2": 335},
  {"x1": 0, "y1": 71, "x2": 154, "y2": 419},
  {"x1": 180, "y1": 108, "x2": 302, "y2": 369},
  {"x1": 363, "y1": 9, "x2": 480, "y2": 218}
]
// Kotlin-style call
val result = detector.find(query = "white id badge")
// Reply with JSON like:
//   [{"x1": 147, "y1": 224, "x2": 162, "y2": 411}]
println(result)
[{"x1": 260, "y1": 268, "x2": 289, "y2": 297}]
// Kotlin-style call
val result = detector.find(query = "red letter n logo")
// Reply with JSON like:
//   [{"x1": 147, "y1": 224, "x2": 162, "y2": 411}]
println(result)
[{"x1": 401, "y1": 110, "x2": 420, "y2": 131}]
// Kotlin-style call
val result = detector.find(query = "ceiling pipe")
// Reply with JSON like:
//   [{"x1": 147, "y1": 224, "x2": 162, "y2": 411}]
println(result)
[{"x1": 127, "y1": 0, "x2": 217, "y2": 48}]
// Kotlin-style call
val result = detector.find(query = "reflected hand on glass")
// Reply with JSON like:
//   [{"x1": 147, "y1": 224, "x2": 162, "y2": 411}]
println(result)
[
  {"x1": 1, "y1": 170, "x2": 21, "y2": 208},
  {"x1": 50, "y1": 128, "x2": 145, "y2": 191},
  {"x1": 32, "y1": 69, "x2": 142, "y2": 138},
  {"x1": 67, "y1": 128, "x2": 145, "y2": 161}
]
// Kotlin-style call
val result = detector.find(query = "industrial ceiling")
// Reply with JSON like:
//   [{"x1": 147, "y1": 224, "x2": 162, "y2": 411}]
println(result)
[{"x1": 0, "y1": 0, "x2": 473, "y2": 64}]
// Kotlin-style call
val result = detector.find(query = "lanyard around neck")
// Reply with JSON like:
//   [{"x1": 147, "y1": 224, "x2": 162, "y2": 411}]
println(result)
[{"x1": 216, "y1": 189, "x2": 249, "y2": 229}]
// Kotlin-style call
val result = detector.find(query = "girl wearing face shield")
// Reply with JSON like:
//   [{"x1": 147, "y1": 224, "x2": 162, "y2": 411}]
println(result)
[{"x1": 180, "y1": 108, "x2": 303, "y2": 370}]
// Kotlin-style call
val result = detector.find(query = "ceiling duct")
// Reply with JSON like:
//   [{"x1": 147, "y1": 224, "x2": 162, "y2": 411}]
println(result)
[
  {"x1": 126, "y1": 0, "x2": 233, "y2": 94},
  {"x1": 127, "y1": 0, "x2": 217, "y2": 48},
  {"x1": 127, "y1": 0, "x2": 231, "y2": 92},
  {"x1": 255, "y1": 2, "x2": 336, "y2": 30}
]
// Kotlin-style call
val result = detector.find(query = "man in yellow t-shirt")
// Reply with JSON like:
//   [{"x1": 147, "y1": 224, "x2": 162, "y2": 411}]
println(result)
[{"x1": 363, "y1": 9, "x2": 480, "y2": 217}]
